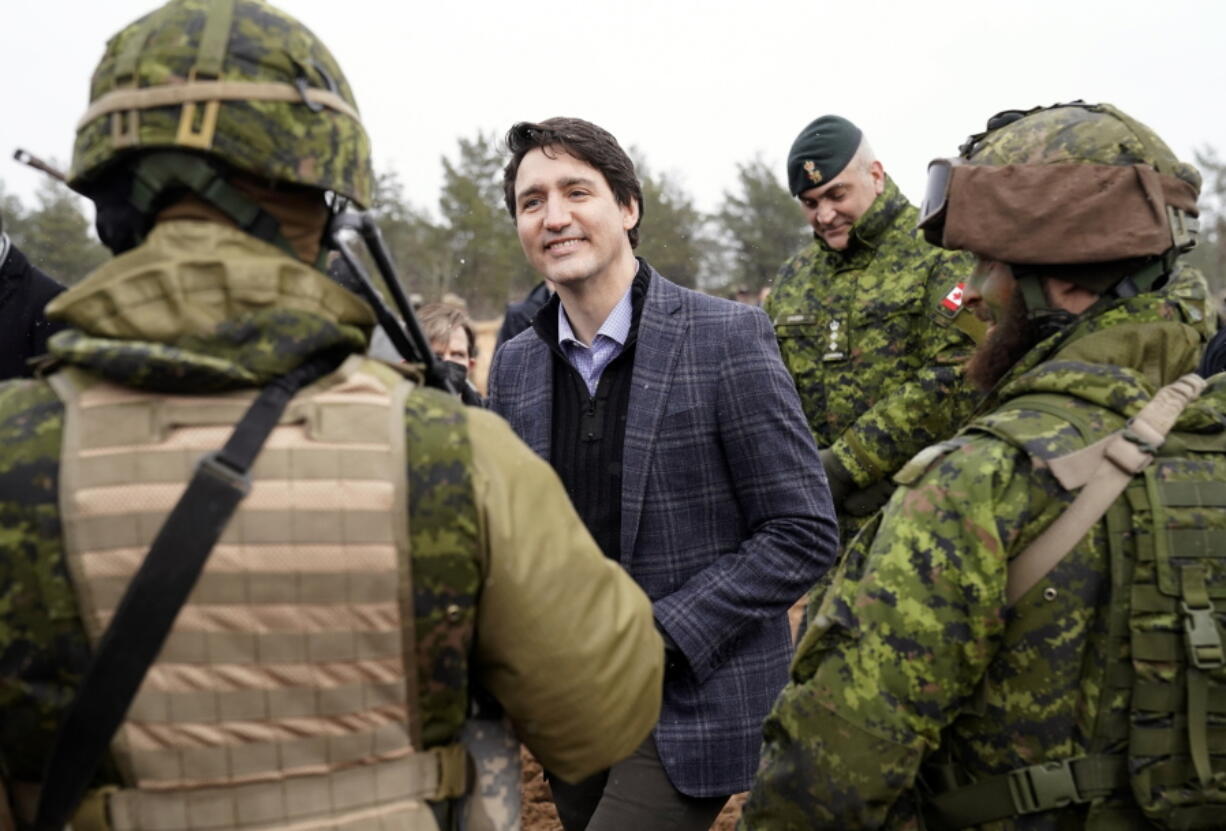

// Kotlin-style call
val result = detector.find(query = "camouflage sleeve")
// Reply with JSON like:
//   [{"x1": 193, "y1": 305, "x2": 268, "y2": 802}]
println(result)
[
  {"x1": 740, "y1": 434, "x2": 1027, "y2": 829},
  {"x1": 464, "y1": 407, "x2": 664, "y2": 783},
  {"x1": 0, "y1": 380, "x2": 94, "y2": 782},
  {"x1": 1165, "y1": 263, "x2": 1217, "y2": 342},
  {"x1": 831, "y1": 249, "x2": 982, "y2": 487}
]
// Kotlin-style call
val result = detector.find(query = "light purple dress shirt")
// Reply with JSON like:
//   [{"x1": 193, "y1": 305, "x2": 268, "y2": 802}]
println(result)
[{"x1": 557, "y1": 285, "x2": 634, "y2": 397}]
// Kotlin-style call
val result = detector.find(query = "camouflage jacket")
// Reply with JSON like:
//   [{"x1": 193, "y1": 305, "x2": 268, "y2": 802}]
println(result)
[
  {"x1": 740, "y1": 282, "x2": 1217, "y2": 830},
  {"x1": 764, "y1": 177, "x2": 982, "y2": 540},
  {"x1": 0, "y1": 221, "x2": 662, "y2": 792}
]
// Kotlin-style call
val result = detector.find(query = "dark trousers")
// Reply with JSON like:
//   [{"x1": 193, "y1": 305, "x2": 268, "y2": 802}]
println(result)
[{"x1": 547, "y1": 736, "x2": 729, "y2": 831}]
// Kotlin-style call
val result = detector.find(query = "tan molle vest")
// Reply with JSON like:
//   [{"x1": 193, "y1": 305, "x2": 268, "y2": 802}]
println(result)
[{"x1": 47, "y1": 356, "x2": 449, "y2": 831}]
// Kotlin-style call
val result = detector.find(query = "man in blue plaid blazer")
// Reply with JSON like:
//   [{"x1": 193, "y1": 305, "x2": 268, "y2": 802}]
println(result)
[{"x1": 488, "y1": 117, "x2": 838, "y2": 831}]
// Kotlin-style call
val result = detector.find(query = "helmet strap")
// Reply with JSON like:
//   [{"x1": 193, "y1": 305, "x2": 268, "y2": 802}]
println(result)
[
  {"x1": 1016, "y1": 254, "x2": 1175, "y2": 333},
  {"x1": 1015, "y1": 269, "x2": 1078, "y2": 339},
  {"x1": 1114, "y1": 255, "x2": 1172, "y2": 297},
  {"x1": 1016, "y1": 270, "x2": 1049, "y2": 317},
  {"x1": 128, "y1": 152, "x2": 298, "y2": 260}
]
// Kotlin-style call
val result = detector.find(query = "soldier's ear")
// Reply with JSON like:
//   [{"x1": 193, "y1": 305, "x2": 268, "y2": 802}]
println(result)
[
  {"x1": 1042, "y1": 277, "x2": 1099, "y2": 315},
  {"x1": 869, "y1": 160, "x2": 885, "y2": 195}
]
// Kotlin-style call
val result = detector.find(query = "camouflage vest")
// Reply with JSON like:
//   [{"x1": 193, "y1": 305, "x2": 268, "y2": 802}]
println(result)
[
  {"x1": 33, "y1": 355, "x2": 480, "y2": 830},
  {"x1": 923, "y1": 386, "x2": 1226, "y2": 830}
]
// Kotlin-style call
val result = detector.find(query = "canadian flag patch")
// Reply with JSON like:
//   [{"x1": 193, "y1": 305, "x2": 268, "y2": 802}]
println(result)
[{"x1": 942, "y1": 282, "x2": 966, "y2": 312}]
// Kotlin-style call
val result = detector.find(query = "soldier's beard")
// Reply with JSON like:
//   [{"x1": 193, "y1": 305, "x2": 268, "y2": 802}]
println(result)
[{"x1": 966, "y1": 290, "x2": 1039, "y2": 392}]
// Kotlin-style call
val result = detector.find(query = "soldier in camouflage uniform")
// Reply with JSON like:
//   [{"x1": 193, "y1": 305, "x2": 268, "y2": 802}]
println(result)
[
  {"x1": 767, "y1": 116, "x2": 984, "y2": 543},
  {"x1": 741, "y1": 103, "x2": 1223, "y2": 829},
  {"x1": 0, "y1": 2, "x2": 663, "y2": 829}
]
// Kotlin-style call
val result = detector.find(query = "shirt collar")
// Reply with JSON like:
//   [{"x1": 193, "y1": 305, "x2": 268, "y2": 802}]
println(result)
[{"x1": 557, "y1": 280, "x2": 635, "y2": 350}]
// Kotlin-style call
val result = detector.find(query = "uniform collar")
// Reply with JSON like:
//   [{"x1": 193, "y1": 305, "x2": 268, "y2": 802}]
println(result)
[
  {"x1": 43, "y1": 221, "x2": 370, "y2": 391},
  {"x1": 980, "y1": 275, "x2": 1207, "y2": 416},
  {"x1": 815, "y1": 174, "x2": 910, "y2": 257}
]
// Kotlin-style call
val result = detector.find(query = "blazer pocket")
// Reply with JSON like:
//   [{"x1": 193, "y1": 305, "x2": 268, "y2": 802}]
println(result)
[
  {"x1": 657, "y1": 405, "x2": 706, "y2": 446},
  {"x1": 653, "y1": 407, "x2": 710, "y2": 490}
]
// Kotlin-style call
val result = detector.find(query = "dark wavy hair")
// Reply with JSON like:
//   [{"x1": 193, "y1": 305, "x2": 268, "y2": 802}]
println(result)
[{"x1": 502, "y1": 117, "x2": 643, "y2": 248}]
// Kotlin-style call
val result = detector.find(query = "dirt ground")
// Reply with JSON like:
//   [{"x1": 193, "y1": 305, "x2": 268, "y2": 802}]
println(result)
[{"x1": 519, "y1": 749, "x2": 745, "y2": 831}]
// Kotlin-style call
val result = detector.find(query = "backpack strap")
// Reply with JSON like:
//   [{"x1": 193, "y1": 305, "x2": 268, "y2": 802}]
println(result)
[
  {"x1": 922, "y1": 753, "x2": 1129, "y2": 829},
  {"x1": 397, "y1": 387, "x2": 482, "y2": 831},
  {"x1": 32, "y1": 351, "x2": 344, "y2": 831},
  {"x1": 1180, "y1": 564, "x2": 1225, "y2": 787},
  {"x1": 1005, "y1": 373, "x2": 1206, "y2": 605}
]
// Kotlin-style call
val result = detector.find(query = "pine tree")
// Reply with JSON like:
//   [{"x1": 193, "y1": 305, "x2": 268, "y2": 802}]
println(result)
[
  {"x1": 1187, "y1": 146, "x2": 1226, "y2": 298},
  {"x1": 438, "y1": 132, "x2": 536, "y2": 318},
  {"x1": 2, "y1": 178, "x2": 108, "y2": 285},
  {"x1": 713, "y1": 157, "x2": 809, "y2": 295},
  {"x1": 634, "y1": 157, "x2": 714, "y2": 290}
]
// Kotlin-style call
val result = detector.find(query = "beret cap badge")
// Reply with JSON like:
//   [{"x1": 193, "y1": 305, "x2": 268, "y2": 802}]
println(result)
[{"x1": 787, "y1": 114, "x2": 862, "y2": 196}]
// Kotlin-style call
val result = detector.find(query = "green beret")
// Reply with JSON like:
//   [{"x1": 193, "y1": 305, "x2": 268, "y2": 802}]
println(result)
[{"x1": 787, "y1": 115, "x2": 863, "y2": 196}]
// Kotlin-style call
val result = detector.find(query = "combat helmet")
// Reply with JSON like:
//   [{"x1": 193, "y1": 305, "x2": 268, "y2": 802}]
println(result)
[
  {"x1": 918, "y1": 102, "x2": 1201, "y2": 323},
  {"x1": 69, "y1": 0, "x2": 372, "y2": 259}
]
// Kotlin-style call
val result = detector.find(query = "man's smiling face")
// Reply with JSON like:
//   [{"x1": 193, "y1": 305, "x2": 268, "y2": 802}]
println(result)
[
  {"x1": 797, "y1": 158, "x2": 883, "y2": 251},
  {"x1": 513, "y1": 146, "x2": 639, "y2": 290}
]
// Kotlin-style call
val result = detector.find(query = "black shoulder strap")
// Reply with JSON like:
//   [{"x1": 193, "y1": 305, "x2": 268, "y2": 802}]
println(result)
[{"x1": 31, "y1": 352, "x2": 343, "y2": 831}]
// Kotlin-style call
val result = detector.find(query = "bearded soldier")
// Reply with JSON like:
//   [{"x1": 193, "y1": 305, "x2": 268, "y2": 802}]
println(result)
[
  {"x1": 765, "y1": 115, "x2": 984, "y2": 543},
  {"x1": 741, "y1": 102, "x2": 1225, "y2": 829},
  {"x1": 0, "y1": 2, "x2": 662, "y2": 829}
]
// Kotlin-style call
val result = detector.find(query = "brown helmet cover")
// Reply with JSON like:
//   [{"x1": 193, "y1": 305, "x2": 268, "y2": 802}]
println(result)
[{"x1": 940, "y1": 162, "x2": 1198, "y2": 265}]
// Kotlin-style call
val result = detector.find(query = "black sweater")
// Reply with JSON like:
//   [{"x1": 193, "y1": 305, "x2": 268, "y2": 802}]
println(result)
[{"x1": 532, "y1": 263, "x2": 650, "y2": 562}]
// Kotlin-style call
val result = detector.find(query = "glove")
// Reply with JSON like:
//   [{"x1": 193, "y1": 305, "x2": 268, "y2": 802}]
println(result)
[
  {"x1": 818, "y1": 446, "x2": 854, "y2": 509},
  {"x1": 843, "y1": 478, "x2": 896, "y2": 517}
]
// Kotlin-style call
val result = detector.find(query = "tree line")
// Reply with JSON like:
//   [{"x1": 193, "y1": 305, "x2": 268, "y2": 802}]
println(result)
[
  {"x1": 366, "y1": 132, "x2": 812, "y2": 317},
  {"x1": 4, "y1": 136, "x2": 1224, "y2": 320},
  {"x1": 1186, "y1": 147, "x2": 1226, "y2": 300}
]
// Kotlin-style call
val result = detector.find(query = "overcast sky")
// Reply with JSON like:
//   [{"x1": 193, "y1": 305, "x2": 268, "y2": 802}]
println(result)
[{"x1": 4, "y1": 0, "x2": 1224, "y2": 221}]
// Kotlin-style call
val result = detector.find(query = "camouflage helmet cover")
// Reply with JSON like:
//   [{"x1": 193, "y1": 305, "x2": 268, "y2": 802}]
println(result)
[
  {"x1": 69, "y1": 0, "x2": 373, "y2": 207},
  {"x1": 921, "y1": 102, "x2": 1200, "y2": 267},
  {"x1": 961, "y1": 102, "x2": 1197, "y2": 182}
]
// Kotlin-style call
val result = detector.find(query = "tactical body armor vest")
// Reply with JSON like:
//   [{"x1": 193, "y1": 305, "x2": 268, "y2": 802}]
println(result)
[
  {"x1": 922, "y1": 379, "x2": 1226, "y2": 830},
  {"x1": 41, "y1": 355, "x2": 476, "y2": 831}
]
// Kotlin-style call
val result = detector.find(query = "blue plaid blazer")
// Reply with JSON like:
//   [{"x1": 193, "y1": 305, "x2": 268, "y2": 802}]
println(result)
[{"x1": 488, "y1": 267, "x2": 837, "y2": 797}]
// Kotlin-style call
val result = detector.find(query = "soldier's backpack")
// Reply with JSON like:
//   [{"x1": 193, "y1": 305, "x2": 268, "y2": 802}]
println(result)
[{"x1": 924, "y1": 374, "x2": 1226, "y2": 830}]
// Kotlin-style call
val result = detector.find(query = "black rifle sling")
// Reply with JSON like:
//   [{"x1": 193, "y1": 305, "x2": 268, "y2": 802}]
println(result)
[{"x1": 32, "y1": 352, "x2": 343, "y2": 831}]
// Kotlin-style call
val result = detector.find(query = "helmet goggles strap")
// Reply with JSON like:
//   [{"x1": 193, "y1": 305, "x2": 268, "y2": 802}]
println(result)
[{"x1": 129, "y1": 152, "x2": 297, "y2": 259}]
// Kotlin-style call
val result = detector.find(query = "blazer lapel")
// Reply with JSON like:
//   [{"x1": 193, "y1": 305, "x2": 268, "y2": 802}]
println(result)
[{"x1": 620, "y1": 270, "x2": 687, "y2": 568}]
